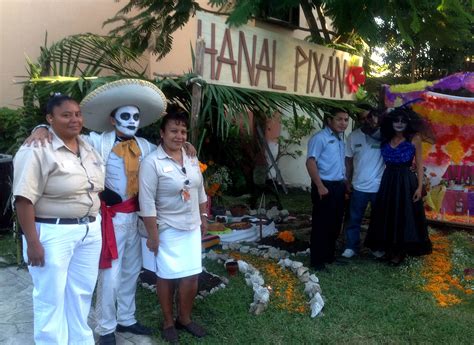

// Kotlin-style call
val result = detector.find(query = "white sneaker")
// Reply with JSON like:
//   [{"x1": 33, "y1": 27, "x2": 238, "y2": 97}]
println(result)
[
  {"x1": 341, "y1": 249, "x2": 356, "y2": 258},
  {"x1": 372, "y1": 250, "x2": 385, "y2": 258}
]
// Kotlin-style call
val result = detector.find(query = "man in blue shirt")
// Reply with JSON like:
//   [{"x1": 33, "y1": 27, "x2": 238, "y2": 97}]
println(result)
[{"x1": 306, "y1": 109, "x2": 349, "y2": 270}]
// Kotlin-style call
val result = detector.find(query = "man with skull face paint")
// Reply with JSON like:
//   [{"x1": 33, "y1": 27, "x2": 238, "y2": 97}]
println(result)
[{"x1": 27, "y1": 80, "x2": 170, "y2": 344}]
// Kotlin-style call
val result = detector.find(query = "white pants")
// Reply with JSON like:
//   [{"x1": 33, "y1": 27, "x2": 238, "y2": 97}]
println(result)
[
  {"x1": 95, "y1": 214, "x2": 142, "y2": 335},
  {"x1": 23, "y1": 217, "x2": 102, "y2": 345}
]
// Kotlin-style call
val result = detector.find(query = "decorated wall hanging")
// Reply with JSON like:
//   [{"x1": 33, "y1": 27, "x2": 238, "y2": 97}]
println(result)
[{"x1": 384, "y1": 72, "x2": 474, "y2": 225}]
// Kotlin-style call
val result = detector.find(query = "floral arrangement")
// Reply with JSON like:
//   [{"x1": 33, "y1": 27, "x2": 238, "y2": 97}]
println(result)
[
  {"x1": 200, "y1": 161, "x2": 232, "y2": 197},
  {"x1": 421, "y1": 232, "x2": 472, "y2": 307},
  {"x1": 277, "y1": 230, "x2": 295, "y2": 243}
]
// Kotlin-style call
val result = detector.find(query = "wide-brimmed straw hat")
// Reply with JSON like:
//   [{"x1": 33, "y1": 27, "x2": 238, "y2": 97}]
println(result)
[{"x1": 80, "y1": 79, "x2": 167, "y2": 132}]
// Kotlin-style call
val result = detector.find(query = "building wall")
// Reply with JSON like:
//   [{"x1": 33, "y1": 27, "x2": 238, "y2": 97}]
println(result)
[
  {"x1": 0, "y1": 0, "x2": 124, "y2": 108},
  {"x1": 0, "y1": 1, "x2": 342, "y2": 189}
]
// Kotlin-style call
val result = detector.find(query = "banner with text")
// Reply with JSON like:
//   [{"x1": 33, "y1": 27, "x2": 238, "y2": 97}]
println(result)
[{"x1": 197, "y1": 12, "x2": 363, "y2": 101}]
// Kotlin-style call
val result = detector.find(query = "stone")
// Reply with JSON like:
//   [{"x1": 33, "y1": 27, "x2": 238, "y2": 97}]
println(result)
[
  {"x1": 240, "y1": 245, "x2": 251, "y2": 254},
  {"x1": 266, "y1": 206, "x2": 280, "y2": 220},
  {"x1": 309, "y1": 274, "x2": 319, "y2": 283},
  {"x1": 291, "y1": 261, "x2": 304, "y2": 270},
  {"x1": 309, "y1": 292, "x2": 325, "y2": 318},
  {"x1": 299, "y1": 272, "x2": 310, "y2": 283},
  {"x1": 237, "y1": 260, "x2": 250, "y2": 273},
  {"x1": 296, "y1": 266, "x2": 309, "y2": 277}
]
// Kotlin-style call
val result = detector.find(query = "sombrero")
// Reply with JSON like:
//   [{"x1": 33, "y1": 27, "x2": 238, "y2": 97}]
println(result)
[{"x1": 80, "y1": 79, "x2": 167, "y2": 132}]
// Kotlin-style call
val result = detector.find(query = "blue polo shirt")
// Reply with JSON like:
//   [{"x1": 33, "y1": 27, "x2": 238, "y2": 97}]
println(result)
[{"x1": 307, "y1": 127, "x2": 345, "y2": 181}]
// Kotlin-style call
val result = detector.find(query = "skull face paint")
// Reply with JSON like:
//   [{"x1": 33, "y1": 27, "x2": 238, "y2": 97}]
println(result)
[
  {"x1": 392, "y1": 117, "x2": 407, "y2": 132},
  {"x1": 113, "y1": 105, "x2": 140, "y2": 137}
]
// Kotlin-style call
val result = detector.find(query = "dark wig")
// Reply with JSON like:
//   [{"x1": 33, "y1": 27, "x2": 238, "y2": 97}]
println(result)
[
  {"x1": 46, "y1": 93, "x2": 75, "y2": 115},
  {"x1": 160, "y1": 104, "x2": 189, "y2": 131},
  {"x1": 380, "y1": 106, "x2": 428, "y2": 143}
]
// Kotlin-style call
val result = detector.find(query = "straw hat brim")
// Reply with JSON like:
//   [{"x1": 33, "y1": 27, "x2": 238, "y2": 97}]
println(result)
[{"x1": 80, "y1": 79, "x2": 167, "y2": 132}]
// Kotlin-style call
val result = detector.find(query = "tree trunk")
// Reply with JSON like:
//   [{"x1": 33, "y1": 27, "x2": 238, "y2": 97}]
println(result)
[
  {"x1": 410, "y1": 47, "x2": 417, "y2": 83},
  {"x1": 300, "y1": 0, "x2": 329, "y2": 43}
]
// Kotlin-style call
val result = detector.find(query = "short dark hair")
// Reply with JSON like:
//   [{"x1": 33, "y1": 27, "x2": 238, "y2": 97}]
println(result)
[
  {"x1": 160, "y1": 105, "x2": 189, "y2": 131},
  {"x1": 323, "y1": 108, "x2": 347, "y2": 125},
  {"x1": 46, "y1": 93, "x2": 75, "y2": 115}
]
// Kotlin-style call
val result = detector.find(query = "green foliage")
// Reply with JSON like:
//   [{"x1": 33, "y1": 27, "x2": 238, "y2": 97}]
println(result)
[
  {"x1": 375, "y1": 0, "x2": 473, "y2": 80},
  {"x1": 0, "y1": 107, "x2": 41, "y2": 154},
  {"x1": 21, "y1": 34, "x2": 146, "y2": 117},
  {"x1": 105, "y1": 0, "x2": 202, "y2": 59},
  {"x1": 0, "y1": 231, "x2": 16, "y2": 266},
  {"x1": 277, "y1": 113, "x2": 316, "y2": 162}
]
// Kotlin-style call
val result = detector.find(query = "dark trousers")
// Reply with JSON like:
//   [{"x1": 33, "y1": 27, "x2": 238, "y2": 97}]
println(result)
[{"x1": 310, "y1": 180, "x2": 346, "y2": 266}]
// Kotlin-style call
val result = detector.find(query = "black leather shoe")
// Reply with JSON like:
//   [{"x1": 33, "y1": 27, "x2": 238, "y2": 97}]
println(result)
[
  {"x1": 99, "y1": 333, "x2": 116, "y2": 345},
  {"x1": 116, "y1": 322, "x2": 153, "y2": 335}
]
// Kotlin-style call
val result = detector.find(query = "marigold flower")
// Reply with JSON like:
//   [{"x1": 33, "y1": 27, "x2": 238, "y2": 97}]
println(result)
[
  {"x1": 277, "y1": 230, "x2": 295, "y2": 243},
  {"x1": 199, "y1": 161, "x2": 208, "y2": 173},
  {"x1": 421, "y1": 233, "x2": 471, "y2": 307}
]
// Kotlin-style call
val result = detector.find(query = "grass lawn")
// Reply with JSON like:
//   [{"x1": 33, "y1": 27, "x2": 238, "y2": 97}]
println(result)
[
  {"x1": 135, "y1": 229, "x2": 474, "y2": 344},
  {"x1": 1, "y1": 191, "x2": 472, "y2": 344}
]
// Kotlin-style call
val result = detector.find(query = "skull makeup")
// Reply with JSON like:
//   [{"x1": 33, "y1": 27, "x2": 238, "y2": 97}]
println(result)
[
  {"x1": 113, "y1": 105, "x2": 140, "y2": 137},
  {"x1": 392, "y1": 117, "x2": 407, "y2": 132}
]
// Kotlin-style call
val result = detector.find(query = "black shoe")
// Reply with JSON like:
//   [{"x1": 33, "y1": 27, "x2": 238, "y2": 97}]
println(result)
[
  {"x1": 99, "y1": 333, "x2": 116, "y2": 345},
  {"x1": 116, "y1": 322, "x2": 152, "y2": 335}
]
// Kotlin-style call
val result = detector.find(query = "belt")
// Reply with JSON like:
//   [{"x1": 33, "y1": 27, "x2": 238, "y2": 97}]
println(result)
[
  {"x1": 35, "y1": 216, "x2": 96, "y2": 225},
  {"x1": 321, "y1": 180, "x2": 344, "y2": 185}
]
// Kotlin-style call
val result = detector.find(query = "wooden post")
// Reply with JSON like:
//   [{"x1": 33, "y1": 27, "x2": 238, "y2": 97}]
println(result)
[
  {"x1": 191, "y1": 38, "x2": 205, "y2": 145},
  {"x1": 256, "y1": 124, "x2": 288, "y2": 194}
]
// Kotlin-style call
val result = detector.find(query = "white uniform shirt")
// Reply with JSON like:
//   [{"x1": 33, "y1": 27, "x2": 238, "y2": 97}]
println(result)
[
  {"x1": 138, "y1": 145, "x2": 207, "y2": 231},
  {"x1": 345, "y1": 128, "x2": 384, "y2": 193}
]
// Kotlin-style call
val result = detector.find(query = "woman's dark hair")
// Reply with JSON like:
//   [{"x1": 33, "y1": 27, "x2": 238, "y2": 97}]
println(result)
[
  {"x1": 380, "y1": 106, "x2": 425, "y2": 143},
  {"x1": 46, "y1": 93, "x2": 75, "y2": 115},
  {"x1": 160, "y1": 104, "x2": 189, "y2": 131}
]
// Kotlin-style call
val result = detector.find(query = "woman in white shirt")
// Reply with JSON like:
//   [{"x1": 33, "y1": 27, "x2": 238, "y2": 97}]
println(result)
[{"x1": 139, "y1": 106, "x2": 208, "y2": 343}]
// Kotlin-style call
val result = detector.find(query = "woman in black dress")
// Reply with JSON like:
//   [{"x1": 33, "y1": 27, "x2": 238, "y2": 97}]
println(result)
[{"x1": 365, "y1": 106, "x2": 432, "y2": 265}]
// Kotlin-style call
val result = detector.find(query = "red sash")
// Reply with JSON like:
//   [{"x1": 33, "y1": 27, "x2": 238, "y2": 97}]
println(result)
[{"x1": 99, "y1": 197, "x2": 139, "y2": 269}]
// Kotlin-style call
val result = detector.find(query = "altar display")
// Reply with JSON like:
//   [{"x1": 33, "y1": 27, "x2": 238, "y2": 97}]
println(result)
[{"x1": 384, "y1": 73, "x2": 474, "y2": 225}]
